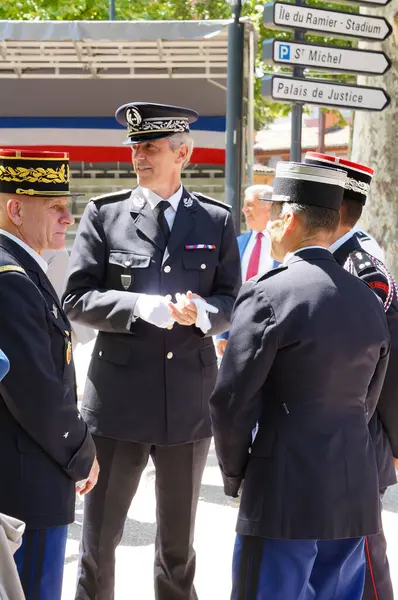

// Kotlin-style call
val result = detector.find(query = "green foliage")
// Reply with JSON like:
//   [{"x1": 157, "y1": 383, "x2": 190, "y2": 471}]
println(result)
[{"x1": 0, "y1": 0, "x2": 359, "y2": 128}]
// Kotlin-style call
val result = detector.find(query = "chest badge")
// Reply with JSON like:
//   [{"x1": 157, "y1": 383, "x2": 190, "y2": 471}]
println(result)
[
  {"x1": 51, "y1": 304, "x2": 58, "y2": 319},
  {"x1": 183, "y1": 196, "x2": 193, "y2": 208},
  {"x1": 121, "y1": 273, "x2": 132, "y2": 290}
]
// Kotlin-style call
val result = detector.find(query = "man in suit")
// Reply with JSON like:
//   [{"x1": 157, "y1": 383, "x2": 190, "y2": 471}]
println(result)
[
  {"x1": 209, "y1": 161, "x2": 390, "y2": 600},
  {"x1": 0, "y1": 150, "x2": 97, "y2": 600},
  {"x1": 63, "y1": 102, "x2": 241, "y2": 600},
  {"x1": 305, "y1": 152, "x2": 398, "y2": 600},
  {"x1": 215, "y1": 184, "x2": 277, "y2": 358}
]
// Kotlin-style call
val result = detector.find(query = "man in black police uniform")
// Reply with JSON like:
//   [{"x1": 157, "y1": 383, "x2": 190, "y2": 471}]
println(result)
[
  {"x1": 210, "y1": 161, "x2": 391, "y2": 600},
  {"x1": 0, "y1": 150, "x2": 97, "y2": 600},
  {"x1": 63, "y1": 102, "x2": 241, "y2": 600},
  {"x1": 305, "y1": 152, "x2": 398, "y2": 600}
]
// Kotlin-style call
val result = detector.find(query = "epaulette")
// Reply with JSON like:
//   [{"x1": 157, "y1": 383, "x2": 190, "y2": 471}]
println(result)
[
  {"x1": 191, "y1": 192, "x2": 231, "y2": 211},
  {"x1": 90, "y1": 189, "x2": 131, "y2": 204},
  {"x1": 355, "y1": 230, "x2": 371, "y2": 243},
  {"x1": 0, "y1": 265, "x2": 26, "y2": 275}
]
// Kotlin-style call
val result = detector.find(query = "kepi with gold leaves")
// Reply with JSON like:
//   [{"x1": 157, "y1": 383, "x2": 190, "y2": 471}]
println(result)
[{"x1": 0, "y1": 149, "x2": 82, "y2": 197}]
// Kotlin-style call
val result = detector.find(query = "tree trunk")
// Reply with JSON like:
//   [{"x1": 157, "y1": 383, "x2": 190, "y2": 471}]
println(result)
[{"x1": 351, "y1": 0, "x2": 398, "y2": 277}]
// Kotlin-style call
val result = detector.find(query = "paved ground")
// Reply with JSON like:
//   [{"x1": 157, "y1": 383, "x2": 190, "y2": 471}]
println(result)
[{"x1": 61, "y1": 343, "x2": 398, "y2": 599}]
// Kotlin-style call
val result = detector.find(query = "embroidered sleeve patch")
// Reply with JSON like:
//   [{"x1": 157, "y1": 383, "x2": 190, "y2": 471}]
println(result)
[{"x1": 369, "y1": 281, "x2": 389, "y2": 294}]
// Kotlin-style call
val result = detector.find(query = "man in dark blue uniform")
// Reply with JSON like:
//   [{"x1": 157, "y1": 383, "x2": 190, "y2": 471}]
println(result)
[
  {"x1": 63, "y1": 102, "x2": 241, "y2": 600},
  {"x1": 0, "y1": 150, "x2": 97, "y2": 600},
  {"x1": 305, "y1": 152, "x2": 398, "y2": 600},
  {"x1": 210, "y1": 161, "x2": 390, "y2": 600}
]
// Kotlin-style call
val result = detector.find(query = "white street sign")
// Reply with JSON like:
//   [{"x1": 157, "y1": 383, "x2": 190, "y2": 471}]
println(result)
[
  {"x1": 263, "y1": 2, "x2": 392, "y2": 41},
  {"x1": 262, "y1": 75, "x2": 390, "y2": 111},
  {"x1": 263, "y1": 40, "x2": 391, "y2": 75}
]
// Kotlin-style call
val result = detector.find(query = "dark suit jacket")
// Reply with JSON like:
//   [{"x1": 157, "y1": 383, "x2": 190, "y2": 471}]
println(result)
[
  {"x1": 0, "y1": 235, "x2": 95, "y2": 529},
  {"x1": 334, "y1": 233, "x2": 398, "y2": 488},
  {"x1": 210, "y1": 248, "x2": 390, "y2": 540},
  {"x1": 63, "y1": 187, "x2": 241, "y2": 445}
]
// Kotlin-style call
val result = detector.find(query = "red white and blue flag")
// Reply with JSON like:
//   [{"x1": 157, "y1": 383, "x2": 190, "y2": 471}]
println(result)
[{"x1": 0, "y1": 116, "x2": 225, "y2": 165}]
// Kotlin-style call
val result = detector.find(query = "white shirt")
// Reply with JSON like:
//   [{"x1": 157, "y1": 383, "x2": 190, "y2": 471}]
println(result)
[
  {"x1": 241, "y1": 229, "x2": 274, "y2": 280},
  {"x1": 0, "y1": 229, "x2": 48, "y2": 273},
  {"x1": 283, "y1": 246, "x2": 329, "y2": 265},
  {"x1": 140, "y1": 185, "x2": 183, "y2": 231}
]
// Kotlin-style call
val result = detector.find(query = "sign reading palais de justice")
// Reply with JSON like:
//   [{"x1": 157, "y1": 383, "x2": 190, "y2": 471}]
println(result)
[
  {"x1": 263, "y1": 2, "x2": 392, "y2": 41},
  {"x1": 262, "y1": 76, "x2": 390, "y2": 111},
  {"x1": 263, "y1": 40, "x2": 391, "y2": 76}
]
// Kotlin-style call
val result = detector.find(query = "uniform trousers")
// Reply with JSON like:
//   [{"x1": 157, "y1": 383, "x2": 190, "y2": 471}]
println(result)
[
  {"x1": 75, "y1": 434, "x2": 211, "y2": 600},
  {"x1": 363, "y1": 529, "x2": 394, "y2": 600},
  {"x1": 14, "y1": 525, "x2": 68, "y2": 600},
  {"x1": 232, "y1": 534, "x2": 366, "y2": 600}
]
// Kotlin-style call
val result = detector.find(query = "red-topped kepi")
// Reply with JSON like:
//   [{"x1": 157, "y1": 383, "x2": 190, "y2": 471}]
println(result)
[
  {"x1": 304, "y1": 152, "x2": 374, "y2": 206},
  {"x1": 0, "y1": 149, "x2": 81, "y2": 197}
]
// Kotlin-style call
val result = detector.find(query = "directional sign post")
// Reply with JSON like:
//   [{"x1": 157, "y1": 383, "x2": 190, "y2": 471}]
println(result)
[
  {"x1": 262, "y1": 0, "x2": 392, "y2": 159},
  {"x1": 263, "y1": 40, "x2": 391, "y2": 76},
  {"x1": 262, "y1": 76, "x2": 391, "y2": 111},
  {"x1": 263, "y1": 2, "x2": 392, "y2": 41}
]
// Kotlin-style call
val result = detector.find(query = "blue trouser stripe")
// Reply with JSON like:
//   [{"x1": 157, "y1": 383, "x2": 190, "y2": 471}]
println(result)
[{"x1": 14, "y1": 526, "x2": 68, "y2": 600}]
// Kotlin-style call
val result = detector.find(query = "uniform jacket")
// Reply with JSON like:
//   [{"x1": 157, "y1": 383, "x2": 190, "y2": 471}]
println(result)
[
  {"x1": 333, "y1": 233, "x2": 398, "y2": 488},
  {"x1": 217, "y1": 232, "x2": 279, "y2": 342},
  {"x1": 210, "y1": 248, "x2": 390, "y2": 540},
  {"x1": 0, "y1": 235, "x2": 95, "y2": 529},
  {"x1": 63, "y1": 187, "x2": 241, "y2": 445}
]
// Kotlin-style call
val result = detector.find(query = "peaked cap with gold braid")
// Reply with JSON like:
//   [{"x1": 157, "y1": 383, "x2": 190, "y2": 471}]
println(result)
[{"x1": 0, "y1": 149, "x2": 82, "y2": 197}]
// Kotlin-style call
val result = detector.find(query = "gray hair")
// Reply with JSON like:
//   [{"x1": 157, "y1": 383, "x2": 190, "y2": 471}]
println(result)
[
  {"x1": 275, "y1": 202, "x2": 339, "y2": 233},
  {"x1": 168, "y1": 133, "x2": 194, "y2": 170},
  {"x1": 245, "y1": 184, "x2": 273, "y2": 201}
]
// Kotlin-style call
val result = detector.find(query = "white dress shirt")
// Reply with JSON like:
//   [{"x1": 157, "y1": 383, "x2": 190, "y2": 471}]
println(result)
[
  {"x1": 241, "y1": 229, "x2": 274, "y2": 280},
  {"x1": 0, "y1": 229, "x2": 48, "y2": 273},
  {"x1": 139, "y1": 185, "x2": 183, "y2": 230}
]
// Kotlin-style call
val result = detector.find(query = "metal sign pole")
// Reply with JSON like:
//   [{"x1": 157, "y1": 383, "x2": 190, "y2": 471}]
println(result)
[
  {"x1": 109, "y1": 0, "x2": 116, "y2": 20},
  {"x1": 290, "y1": 0, "x2": 305, "y2": 162},
  {"x1": 226, "y1": 0, "x2": 244, "y2": 233}
]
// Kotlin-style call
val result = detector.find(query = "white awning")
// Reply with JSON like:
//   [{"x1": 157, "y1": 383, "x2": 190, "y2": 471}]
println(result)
[{"x1": 0, "y1": 19, "x2": 255, "y2": 80}]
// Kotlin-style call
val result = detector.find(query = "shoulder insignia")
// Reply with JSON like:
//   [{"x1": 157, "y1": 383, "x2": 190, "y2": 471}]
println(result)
[
  {"x1": 191, "y1": 192, "x2": 231, "y2": 211},
  {"x1": 90, "y1": 189, "x2": 132, "y2": 204},
  {"x1": 355, "y1": 230, "x2": 370, "y2": 242},
  {"x1": 349, "y1": 250, "x2": 374, "y2": 275},
  {"x1": 0, "y1": 265, "x2": 26, "y2": 275}
]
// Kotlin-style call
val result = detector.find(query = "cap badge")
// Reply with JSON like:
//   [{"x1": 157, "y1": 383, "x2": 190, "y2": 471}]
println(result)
[{"x1": 126, "y1": 107, "x2": 142, "y2": 129}]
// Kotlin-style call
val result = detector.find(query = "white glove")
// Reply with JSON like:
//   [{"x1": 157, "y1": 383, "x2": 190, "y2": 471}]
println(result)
[
  {"x1": 134, "y1": 294, "x2": 175, "y2": 329},
  {"x1": 192, "y1": 298, "x2": 219, "y2": 334},
  {"x1": 174, "y1": 293, "x2": 219, "y2": 334}
]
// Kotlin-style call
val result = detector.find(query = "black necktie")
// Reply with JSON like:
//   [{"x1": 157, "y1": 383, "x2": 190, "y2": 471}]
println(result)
[{"x1": 156, "y1": 200, "x2": 171, "y2": 246}]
